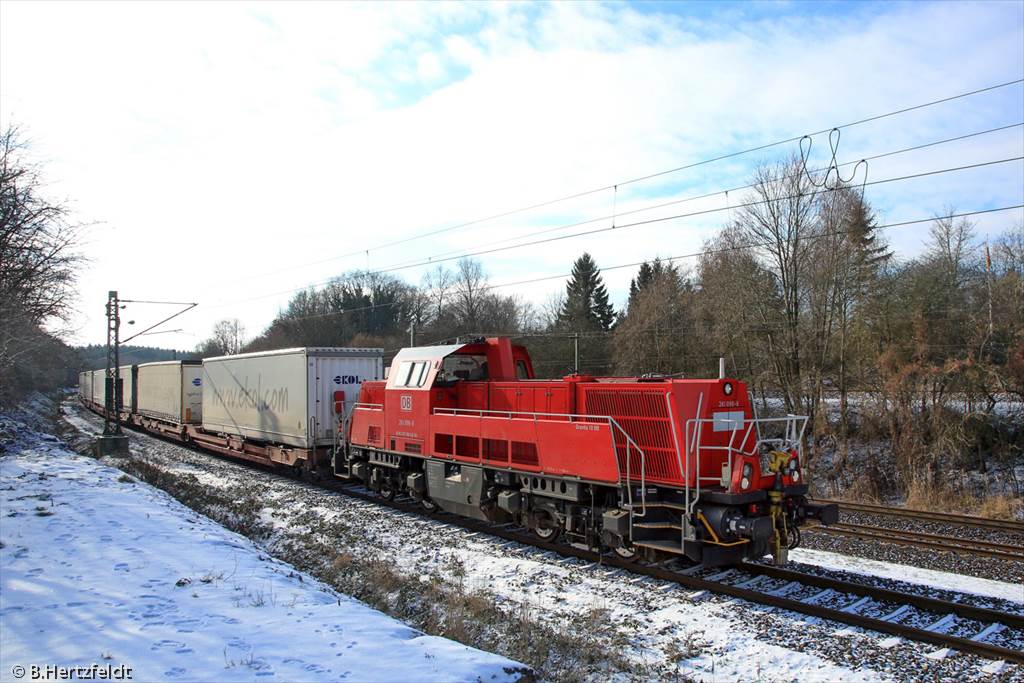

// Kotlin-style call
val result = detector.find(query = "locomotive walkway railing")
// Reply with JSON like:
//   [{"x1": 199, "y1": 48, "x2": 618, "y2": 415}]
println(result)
[
  {"x1": 431, "y1": 407, "x2": 649, "y2": 517},
  {"x1": 682, "y1": 411, "x2": 808, "y2": 528}
]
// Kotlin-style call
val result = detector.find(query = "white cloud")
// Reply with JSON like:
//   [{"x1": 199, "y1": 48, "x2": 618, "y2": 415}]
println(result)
[{"x1": 1, "y1": 0, "x2": 1020, "y2": 349}]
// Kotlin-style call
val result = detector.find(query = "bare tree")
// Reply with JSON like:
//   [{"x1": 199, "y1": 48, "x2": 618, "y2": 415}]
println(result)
[
  {"x1": 0, "y1": 125, "x2": 85, "y2": 402},
  {"x1": 450, "y1": 258, "x2": 487, "y2": 330},
  {"x1": 928, "y1": 208, "x2": 978, "y2": 289},
  {"x1": 196, "y1": 318, "x2": 246, "y2": 356},
  {"x1": 731, "y1": 155, "x2": 817, "y2": 417},
  {"x1": 421, "y1": 264, "x2": 454, "y2": 325}
]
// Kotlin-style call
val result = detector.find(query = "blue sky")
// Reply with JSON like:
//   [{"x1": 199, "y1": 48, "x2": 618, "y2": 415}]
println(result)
[{"x1": 1, "y1": 0, "x2": 1021, "y2": 348}]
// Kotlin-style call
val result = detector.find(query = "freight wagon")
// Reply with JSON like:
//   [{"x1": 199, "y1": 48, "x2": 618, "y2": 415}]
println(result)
[
  {"x1": 196, "y1": 347, "x2": 383, "y2": 471},
  {"x1": 130, "y1": 360, "x2": 203, "y2": 439},
  {"x1": 80, "y1": 347, "x2": 385, "y2": 475}
]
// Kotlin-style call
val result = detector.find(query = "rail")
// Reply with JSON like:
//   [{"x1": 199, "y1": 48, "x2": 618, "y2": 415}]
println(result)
[
  {"x1": 432, "y1": 407, "x2": 648, "y2": 517},
  {"x1": 813, "y1": 498, "x2": 1024, "y2": 533},
  {"x1": 807, "y1": 521, "x2": 1024, "y2": 562}
]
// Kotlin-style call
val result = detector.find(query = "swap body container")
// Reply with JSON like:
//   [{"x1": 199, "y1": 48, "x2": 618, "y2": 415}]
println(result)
[
  {"x1": 136, "y1": 360, "x2": 203, "y2": 424},
  {"x1": 201, "y1": 347, "x2": 384, "y2": 449},
  {"x1": 90, "y1": 369, "x2": 106, "y2": 407},
  {"x1": 78, "y1": 371, "x2": 91, "y2": 402},
  {"x1": 119, "y1": 365, "x2": 137, "y2": 413}
]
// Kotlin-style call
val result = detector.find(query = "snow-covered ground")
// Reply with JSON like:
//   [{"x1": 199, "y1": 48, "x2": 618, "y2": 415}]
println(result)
[
  {"x1": 0, "y1": 408, "x2": 529, "y2": 683},
  {"x1": 54, "y1": 400, "x2": 1024, "y2": 682}
]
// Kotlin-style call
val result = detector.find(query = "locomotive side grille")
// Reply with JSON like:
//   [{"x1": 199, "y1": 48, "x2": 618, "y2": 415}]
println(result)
[
  {"x1": 456, "y1": 435, "x2": 480, "y2": 458},
  {"x1": 403, "y1": 441, "x2": 422, "y2": 454},
  {"x1": 434, "y1": 433, "x2": 453, "y2": 455},
  {"x1": 583, "y1": 389, "x2": 681, "y2": 482},
  {"x1": 482, "y1": 438, "x2": 509, "y2": 464},
  {"x1": 510, "y1": 441, "x2": 539, "y2": 467},
  {"x1": 367, "y1": 425, "x2": 382, "y2": 446}
]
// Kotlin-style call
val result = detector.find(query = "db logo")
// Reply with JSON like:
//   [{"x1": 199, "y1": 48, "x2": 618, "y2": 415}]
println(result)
[{"x1": 400, "y1": 395, "x2": 413, "y2": 411}]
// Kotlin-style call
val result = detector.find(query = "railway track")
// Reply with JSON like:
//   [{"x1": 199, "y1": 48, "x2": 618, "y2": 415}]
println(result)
[
  {"x1": 814, "y1": 498, "x2": 1024, "y2": 534},
  {"x1": 806, "y1": 521, "x2": 1024, "y2": 562},
  {"x1": 324, "y1": 483, "x2": 1024, "y2": 665},
  {"x1": 75, "y1": 406, "x2": 1024, "y2": 667}
]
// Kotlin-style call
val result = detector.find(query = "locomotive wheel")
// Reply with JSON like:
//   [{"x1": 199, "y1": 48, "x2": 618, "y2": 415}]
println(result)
[
  {"x1": 420, "y1": 497, "x2": 439, "y2": 512},
  {"x1": 378, "y1": 481, "x2": 396, "y2": 501},
  {"x1": 612, "y1": 543, "x2": 641, "y2": 562},
  {"x1": 532, "y1": 515, "x2": 561, "y2": 542}
]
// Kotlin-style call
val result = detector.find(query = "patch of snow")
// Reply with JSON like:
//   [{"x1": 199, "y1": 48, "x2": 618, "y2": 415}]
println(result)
[
  {"x1": 791, "y1": 548, "x2": 1024, "y2": 604},
  {"x1": 0, "y1": 425, "x2": 528, "y2": 682}
]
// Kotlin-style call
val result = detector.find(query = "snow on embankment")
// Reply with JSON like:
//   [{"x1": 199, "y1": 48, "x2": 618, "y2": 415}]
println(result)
[{"x1": 0, "y1": 414, "x2": 530, "y2": 683}]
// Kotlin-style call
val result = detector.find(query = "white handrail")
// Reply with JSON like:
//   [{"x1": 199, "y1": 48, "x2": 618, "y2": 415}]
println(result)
[
  {"x1": 684, "y1": 414, "x2": 809, "y2": 493},
  {"x1": 434, "y1": 407, "x2": 602, "y2": 421},
  {"x1": 434, "y1": 406, "x2": 648, "y2": 497}
]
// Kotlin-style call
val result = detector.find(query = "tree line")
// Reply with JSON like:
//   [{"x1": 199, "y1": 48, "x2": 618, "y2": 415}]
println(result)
[
  {"x1": 3, "y1": 117, "x2": 1016, "y2": 509},
  {"x1": 201, "y1": 154, "x2": 1022, "y2": 507}
]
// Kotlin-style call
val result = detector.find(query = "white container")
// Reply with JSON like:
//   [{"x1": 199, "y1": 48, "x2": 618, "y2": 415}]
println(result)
[
  {"x1": 90, "y1": 369, "x2": 106, "y2": 407},
  {"x1": 119, "y1": 365, "x2": 136, "y2": 413},
  {"x1": 78, "y1": 371, "x2": 90, "y2": 402},
  {"x1": 136, "y1": 361, "x2": 203, "y2": 424},
  {"x1": 201, "y1": 347, "x2": 383, "y2": 448}
]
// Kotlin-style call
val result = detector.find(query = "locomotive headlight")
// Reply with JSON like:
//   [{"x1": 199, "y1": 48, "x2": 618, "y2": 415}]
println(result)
[
  {"x1": 723, "y1": 382, "x2": 733, "y2": 396},
  {"x1": 740, "y1": 477, "x2": 750, "y2": 490},
  {"x1": 791, "y1": 470, "x2": 800, "y2": 482},
  {"x1": 788, "y1": 458, "x2": 798, "y2": 471},
  {"x1": 742, "y1": 463, "x2": 752, "y2": 478}
]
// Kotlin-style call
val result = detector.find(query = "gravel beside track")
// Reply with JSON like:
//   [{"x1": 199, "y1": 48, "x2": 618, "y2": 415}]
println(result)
[
  {"x1": 801, "y1": 505, "x2": 1024, "y2": 584},
  {"x1": 62, "y1": 402, "x2": 1024, "y2": 681}
]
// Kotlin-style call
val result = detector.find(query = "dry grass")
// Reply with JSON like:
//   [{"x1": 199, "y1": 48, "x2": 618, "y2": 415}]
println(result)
[
  {"x1": 976, "y1": 494, "x2": 1024, "y2": 520},
  {"x1": 901, "y1": 476, "x2": 1023, "y2": 520}
]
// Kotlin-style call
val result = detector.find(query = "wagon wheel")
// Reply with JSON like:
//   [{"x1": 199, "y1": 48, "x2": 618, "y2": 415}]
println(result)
[{"x1": 420, "y1": 497, "x2": 439, "y2": 512}]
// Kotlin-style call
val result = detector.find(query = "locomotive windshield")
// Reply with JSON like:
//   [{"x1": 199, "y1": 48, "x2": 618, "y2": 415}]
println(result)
[{"x1": 440, "y1": 354, "x2": 489, "y2": 382}]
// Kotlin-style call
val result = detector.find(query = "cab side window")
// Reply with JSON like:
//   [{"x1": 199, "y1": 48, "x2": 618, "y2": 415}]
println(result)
[
  {"x1": 395, "y1": 360, "x2": 430, "y2": 387},
  {"x1": 396, "y1": 361, "x2": 414, "y2": 386},
  {"x1": 515, "y1": 360, "x2": 529, "y2": 379},
  {"x1": 413, "y1": 361, "x2": 429, "y2": 387}
]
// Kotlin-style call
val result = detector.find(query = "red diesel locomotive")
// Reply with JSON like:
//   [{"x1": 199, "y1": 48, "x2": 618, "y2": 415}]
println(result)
[{"x1": 339, "y1": 337, "x2": 837, "y2": 566}]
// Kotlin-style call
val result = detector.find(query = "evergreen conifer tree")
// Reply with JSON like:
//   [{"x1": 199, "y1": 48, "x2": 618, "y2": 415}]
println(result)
[{"x1": 558, "y1": 253, "x2": 615, "y2": 331}]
